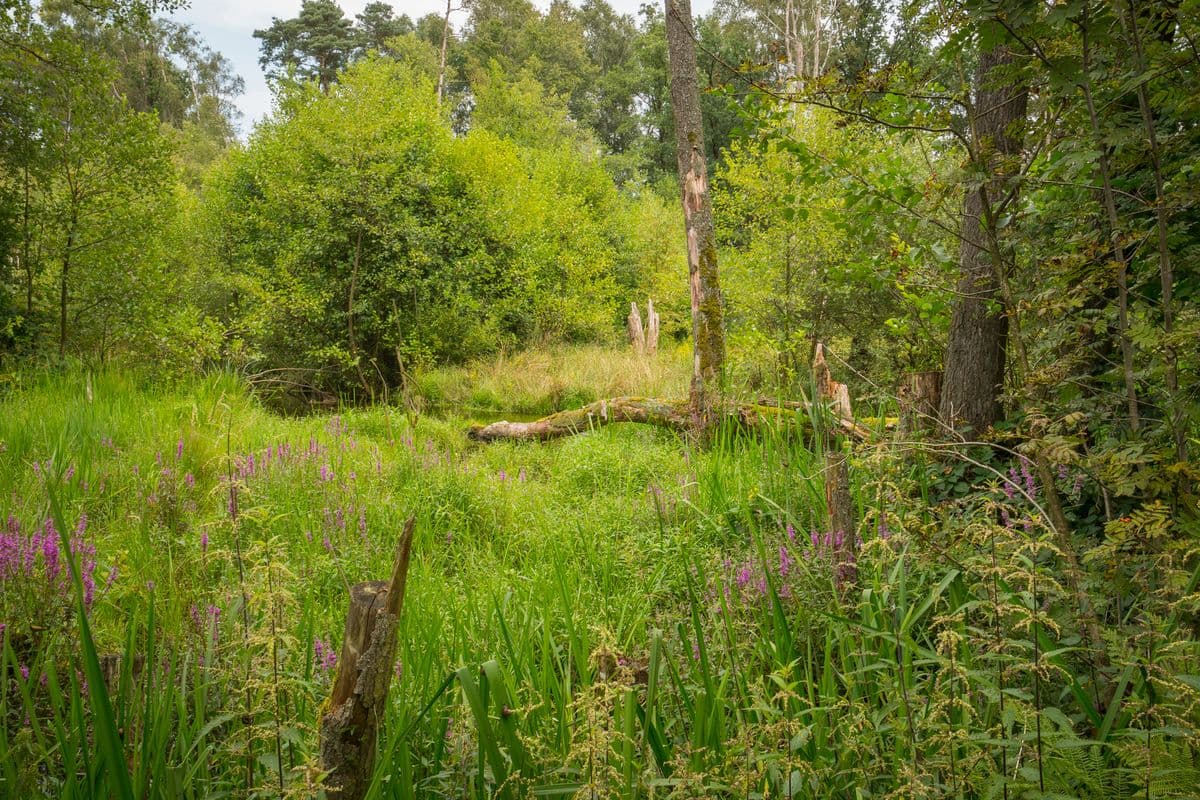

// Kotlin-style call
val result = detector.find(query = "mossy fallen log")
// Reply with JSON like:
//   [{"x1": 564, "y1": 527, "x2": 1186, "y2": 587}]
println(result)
[{"x1": 466, "y1": 395, "x2": 865, "y2": 442}]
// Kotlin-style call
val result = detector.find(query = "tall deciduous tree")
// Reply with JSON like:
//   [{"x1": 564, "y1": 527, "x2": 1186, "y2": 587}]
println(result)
[
  {"x1": 665, "y1": 0, "x2": 724, "y2": 435},
  {"x1": 938, "y1": 39, "x2": 1027, "y2": 433}
]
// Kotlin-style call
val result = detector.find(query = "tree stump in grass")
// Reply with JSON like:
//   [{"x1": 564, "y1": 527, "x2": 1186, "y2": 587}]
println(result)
[
  {"x1": 628, "y1": 302, "x2": 646, "y2": 352},
  {"x1": 318, "y1": 518, "x2": 415, "y2": 799},
  {"x1": 813, "y1": 345, "x2": 857, "y2": 588}
]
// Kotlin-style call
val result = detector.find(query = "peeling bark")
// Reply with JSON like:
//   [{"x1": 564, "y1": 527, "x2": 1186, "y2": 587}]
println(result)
[{"x1": 666, "y1": 0, "x2": 724, "y2": 436}]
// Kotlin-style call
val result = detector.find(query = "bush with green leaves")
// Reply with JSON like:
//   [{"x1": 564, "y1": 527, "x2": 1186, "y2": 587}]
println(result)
[{"x1": 195, "y1": 57, "x2": 668, "y2": 397}]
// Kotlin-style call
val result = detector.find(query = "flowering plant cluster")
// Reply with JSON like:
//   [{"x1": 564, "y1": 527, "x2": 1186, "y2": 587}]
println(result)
[{"x1": 1, "y1": 513, "x2": 105, "y2": 642}]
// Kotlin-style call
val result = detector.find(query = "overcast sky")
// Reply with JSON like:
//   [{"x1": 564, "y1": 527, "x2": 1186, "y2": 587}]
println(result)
[{"x1": 171, "y1": 0, "x2": 714, "y2": 135}]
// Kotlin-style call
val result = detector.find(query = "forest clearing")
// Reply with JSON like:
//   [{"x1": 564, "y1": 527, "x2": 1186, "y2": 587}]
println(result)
[{"x1": 2, "y1": 0, "x2": 1198, "y2": 798}]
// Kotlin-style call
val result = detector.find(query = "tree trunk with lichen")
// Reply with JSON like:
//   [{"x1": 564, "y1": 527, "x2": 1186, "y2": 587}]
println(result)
[
  {"x1": 666, "y1": 0, "x2": 724, "y2": 438},
  {"x1": 318, "y1": 519, "x2": 414, "y2": 799}
]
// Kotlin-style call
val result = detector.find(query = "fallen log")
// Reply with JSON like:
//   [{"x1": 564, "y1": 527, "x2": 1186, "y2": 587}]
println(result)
[{"x1": 466, "y1": 395, "x2": 867, "y2": 443}]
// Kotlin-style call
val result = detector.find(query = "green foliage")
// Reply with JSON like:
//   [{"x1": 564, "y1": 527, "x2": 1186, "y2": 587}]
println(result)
[{"x1": 194, "y1": 58, "x2": 665, "y2": 395}]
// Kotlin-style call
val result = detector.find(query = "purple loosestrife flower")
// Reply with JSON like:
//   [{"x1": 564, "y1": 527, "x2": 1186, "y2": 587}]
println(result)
[
  {"x1": 322, "y1": 533, "x2": 332, "y2": 552},
  {"x1": 185, "y1": 472, "x2": 195, "y2": 489},
  {"x1": 176, "y1": 439, "x2": 184, "y2": 460},
  {"x1": 320, "y1": 464, "x2": 332, "y2": 482},
  {"x1": 786, "y1": 523, "x2": 796, "y2": 542},
  {"x1": 1019, "y1": 457, "x2": 1036, "y2": 496},
  {"x1": 64, "y1": 464, "x2": 75, "y2": 481},
  {"x1": 497, "y1": 469, "x2": 508, "y2": 482},
  {"x1": 314, "y1": 636, "x2": 337, "y2": 671},
  {"x1": 1003, "y1": 469, "x2": 1018, "y2": 500},
  {"x1": 42, "y1": 535, "x2": 59, "y2": 582},
  {"x1": 105, "y1": 565, "x2": 118, "y2": 589},
  {"x1": 200, "y1": 531, "x2": 209, "y2": 553},
  {"x1": 735, "y1": 564, "x2": 752, "y2": 590},
  {"x1": 778, "y1": 545, "x2": 794, "y2": 577}
]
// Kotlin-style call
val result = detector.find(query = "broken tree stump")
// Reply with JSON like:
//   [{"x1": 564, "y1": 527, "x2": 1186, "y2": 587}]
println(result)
[
  {"x1": 627, "y1": 302, "x2": 646, "y2": 352},
  {"x1": 646, "y1": 299, "x2": 660, "y2": 354},
  {"x1": 813, "y1": 344, "x2": 857, "y2": 588},
  {"x1": 318, "y1": 518, "x2": 415, "y2": 799},
  {"x1": 898, "y1": 370, "x2": 943, "y2": 435}
]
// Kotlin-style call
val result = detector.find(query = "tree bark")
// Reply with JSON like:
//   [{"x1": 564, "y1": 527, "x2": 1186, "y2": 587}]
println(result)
[
  {"x1": 898, "y1": 370, "x2": 943, "y2": 435},
  {"x1": 665, "y1": 0, "x2": 725, "y2": 437},
  {"x1": 938, "y1": 43, "x2": 1027, "y2": 434},
  {"x1": 319, "y1": 519, "x2": 415, "y2": 800}
]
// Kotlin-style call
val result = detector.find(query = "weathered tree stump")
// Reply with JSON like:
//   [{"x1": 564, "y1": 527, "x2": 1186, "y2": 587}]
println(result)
[
  {"x1": 318, "y1": 518, "x2": 415, "y2": 799},
  {"x1": 646, "y1": 298, "x2": 660, "y2": 354},
  {"x1": 627, "y1": 302, "x2": 646, "y2": 352},
  {"x1": 898, "y1": 370, "x2": 943, "y2": 434},
  {"x1": 813, "y1": 345, "x2": 857, "y2": 588}
]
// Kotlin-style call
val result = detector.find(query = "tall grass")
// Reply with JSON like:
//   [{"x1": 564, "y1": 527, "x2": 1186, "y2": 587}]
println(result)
[
  {"x1": 413, "y1": 344, "x2": 691, "y2": 416},
  {"x1": 1, "y1": 366, "x2": 1197, "y2": 798}
]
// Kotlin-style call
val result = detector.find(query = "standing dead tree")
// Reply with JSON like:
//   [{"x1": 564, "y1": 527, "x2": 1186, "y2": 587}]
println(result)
[
  {"x1": 628, "y1": 302, "x2": 646, "y2": 352},
  {"x1": 813, "y1": 344, "x2": 856, "y2": 586},
  {"x1": 318, "y1": 518, "x2": 415, "y2": 799},
  {"x1": 666, "y1": 0, "x2": 725, "y2": 437}
]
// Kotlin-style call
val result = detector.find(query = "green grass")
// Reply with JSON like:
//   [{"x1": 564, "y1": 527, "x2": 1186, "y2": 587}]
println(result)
[
  {"x1": 1, "y1": 365, "x2": 1198, "y2": 798},
  {"x1": 413, "y1": 344, "x2": 692, "y2": 417}
]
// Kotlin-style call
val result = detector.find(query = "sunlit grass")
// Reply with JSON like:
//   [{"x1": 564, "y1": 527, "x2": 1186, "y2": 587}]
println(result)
[{"x1": 2, "y1": 364, "x2": 1197, "y2": 798}]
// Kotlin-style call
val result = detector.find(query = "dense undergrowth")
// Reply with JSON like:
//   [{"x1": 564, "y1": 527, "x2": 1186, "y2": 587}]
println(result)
[{"x1": 2, "y1": 365, "x2": 1197, "y2": 798}]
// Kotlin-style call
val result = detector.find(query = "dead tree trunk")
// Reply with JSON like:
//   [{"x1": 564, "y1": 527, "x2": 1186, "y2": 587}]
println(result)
[
  {"x1": 628, "y1": 302, "x2": 646, "y2": 352},
  {"x1": 813, "y1": 344, "x2": 856, "y2": 588},
  {"x1": 938, "y1": 43, "x2": 1027, "y2": 434},
  {"x1": 666, "y1": 0, "x2": 724, "y2": 437},
  {"x1": 646, "y1": 299, "x2": 660, "y2": 354},
  {"x1": 319, "y1": 518, "x2": 415, "y2": 799}
]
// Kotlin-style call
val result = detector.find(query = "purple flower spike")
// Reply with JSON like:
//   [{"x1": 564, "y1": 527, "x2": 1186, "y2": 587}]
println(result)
[
  {"x1": 778, "y1": 545, "x2": 793, "y2": 577},
  {"x1": 176, "y1": 439, "x2": 184, "y2": 460}
]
